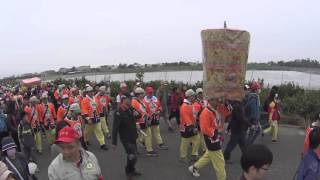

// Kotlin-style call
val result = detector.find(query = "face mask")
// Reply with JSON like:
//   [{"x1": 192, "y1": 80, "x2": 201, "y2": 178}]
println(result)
[{"x1": 6, "y1": 148, "x2": 16, "y2": 159}]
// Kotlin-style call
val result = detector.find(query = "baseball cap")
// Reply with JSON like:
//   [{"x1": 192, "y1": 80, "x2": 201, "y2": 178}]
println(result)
[{"x1": 55, "y1": 126, "x2": 80, "y2": 144}]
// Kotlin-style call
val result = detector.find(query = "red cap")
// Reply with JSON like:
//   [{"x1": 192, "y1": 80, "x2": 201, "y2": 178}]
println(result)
[
  {"x1": 145, "y1": 86, "x2": 154, "y2": 94},
  {"x1": 55, "y1": 127, "x2": 80, "y2": 144},
  {"x1": 250, "y1": 81, "x2": 261, "y2": 91}
]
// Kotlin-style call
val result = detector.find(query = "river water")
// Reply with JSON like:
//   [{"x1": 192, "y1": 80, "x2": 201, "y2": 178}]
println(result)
[{"x1": 57, "y1": 70, "x2": 320, "y2": 89}]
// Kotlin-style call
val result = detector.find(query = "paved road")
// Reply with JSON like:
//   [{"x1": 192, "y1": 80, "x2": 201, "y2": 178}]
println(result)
[{"x1": 35, "y1": 117, "x2": 305, "y2": 180}]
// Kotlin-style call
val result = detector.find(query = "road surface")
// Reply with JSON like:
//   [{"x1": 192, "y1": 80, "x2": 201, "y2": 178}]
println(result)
[{"x1": 35, "y1": 117, "x2": 305, "y2": 180}]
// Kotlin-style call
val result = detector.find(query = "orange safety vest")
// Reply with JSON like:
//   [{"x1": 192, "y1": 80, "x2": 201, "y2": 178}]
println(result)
[
  {"x1": 179, "y1": 99, "x2": 196, "y2": 131},
  {"x1": 81, "y1": 96, "x2": 98, "y2": 119},
  {"x1": 69, "y1": 95, "x2": 83, "y2": 106},
  {"x1": 131, "y1": 98, "x2": 149, "y2": 124},
  {"x1": 199, "y1": 107, "x2": 219, "y2": 137},
  {"x1": 24, "y1": 105, "x2": 42, "y2": 129},
  {"x1": 39, "y1": 102, "x2": 56, "y2": 126},
  {"x1": 96, "y1": 95, "x2": 111, "y2": 115},
  {"x1": 57, "y1": 104, "x2": 69, "y2": 123},
  {"x1": 64, "y1": 116, "x2": 84, "y2": 137}
]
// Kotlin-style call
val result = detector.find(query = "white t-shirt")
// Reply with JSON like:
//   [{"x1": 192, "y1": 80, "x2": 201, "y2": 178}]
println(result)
[{"x1": 116, "y1": 94, "x2": 121, "y2": 103}]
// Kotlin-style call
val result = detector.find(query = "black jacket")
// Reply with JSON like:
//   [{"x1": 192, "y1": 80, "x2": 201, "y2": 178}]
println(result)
[
  {"x1": 227, "y1": 102, "x2": 251, "y2": 134},
  {"x1": 2, "y1": 152, "x2": 30, "y2": 180},
  {"x1": 112, "y1": 107, "x2": 138, "y2": 145}
]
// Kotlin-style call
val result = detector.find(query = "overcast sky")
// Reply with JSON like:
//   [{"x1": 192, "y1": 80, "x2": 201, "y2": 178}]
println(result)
[{"x1": 0, "y1": 0, "x2": 319, "y2": 77}]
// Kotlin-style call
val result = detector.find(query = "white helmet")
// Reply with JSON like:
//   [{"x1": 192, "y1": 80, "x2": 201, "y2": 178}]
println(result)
[
  {"x1": 134, "y1": 87, "x2": 145, "y2": 94},
  {"x1": 86, "y1": 86, "x2": 94, "y2": 92},
  {"x1": 185, "y1": 89, "x2": 195, "y2": 98},
  {"x1": 195, "y1": 88, "x2": 203, "y2": 95}
]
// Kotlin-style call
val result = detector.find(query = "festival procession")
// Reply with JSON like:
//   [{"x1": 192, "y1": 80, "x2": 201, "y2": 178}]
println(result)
[{"x1": 0, "y1": 16, "x2": 320, "y2": 180}]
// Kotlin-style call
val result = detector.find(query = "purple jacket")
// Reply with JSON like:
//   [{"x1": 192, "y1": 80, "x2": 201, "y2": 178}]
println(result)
[{"x1": 298, "y1": 149, "x2": 320, "y2": 180}]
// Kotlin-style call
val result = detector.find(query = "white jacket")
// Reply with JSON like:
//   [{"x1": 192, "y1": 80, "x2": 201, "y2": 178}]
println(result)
[{"x1": 48, "y1": 149, "x2": 102, "y2": 180}]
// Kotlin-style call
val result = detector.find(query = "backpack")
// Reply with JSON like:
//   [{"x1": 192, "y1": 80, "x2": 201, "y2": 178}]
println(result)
[
  {"x1": 0, "y1": 114, "x2": 8, "y2": 133},
  {"x1": 18, "y1": 121, "x2": 34, "y2": 148}
]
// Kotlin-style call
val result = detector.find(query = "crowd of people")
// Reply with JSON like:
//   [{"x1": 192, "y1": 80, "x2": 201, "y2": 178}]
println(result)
[{"x1": 0, "y1": 79, "x2": 318, "y2": 180}]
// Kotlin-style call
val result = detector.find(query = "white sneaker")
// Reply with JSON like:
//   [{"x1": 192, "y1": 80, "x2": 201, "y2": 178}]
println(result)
[{"x1": 188, "y1": 165, "x2": 200, "y2": 177}]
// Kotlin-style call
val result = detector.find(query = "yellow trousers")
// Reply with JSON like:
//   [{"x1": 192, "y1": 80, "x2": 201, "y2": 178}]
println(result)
[
  {"x1": 34, "y1": 131, "x2": 42, "y2": 152},
  {"x1": 200, "y1": 133, "x2": 207, "y2": 152},
  {"x1": 194, "y1": 150, "x2": 226, "y2": 180},
  {"x1": 151, "y1": 125, "x2": 164, "y2": 145},
  {"x1": 84, "y1": 122, "x2": 105, "y2": 145},
  {"x1": 264, "y1": 120, "x2": 278, "y2": 141},
  {"x1": 45, "y1": 129, "x2": 56, "y2": 145},
  {"x1": 180, "y1": 134, "x2": 200, "y2": 159},
  {"x1": 138, "y1": 127, "x2": 153, "y2": 152},
  {"x1": 100, "y1": 116, "x2": 109, "y2": 135}
]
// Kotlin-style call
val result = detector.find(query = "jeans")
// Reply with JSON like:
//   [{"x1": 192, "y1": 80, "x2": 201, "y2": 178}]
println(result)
[
  {"x1": 223, "y1": 132, "x2": 246, "y2": 160},
  {"x1": 122, "y1": 143, "x2": 138, "y2": 174},
  {"x1": 246, "y1": 121, "x2": 261, "y2": 145},
  {"x1": 169, "y1": 109, "x2": 180, "y2": 125}
]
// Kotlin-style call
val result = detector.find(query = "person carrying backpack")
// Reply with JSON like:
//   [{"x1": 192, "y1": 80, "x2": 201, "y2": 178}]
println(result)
[
  {"x1": 245, "y1": 82, "x2": 261, "y2": 145},
  {"x1": 18, "y1": 111, "x2": 35, "y2": 162}
]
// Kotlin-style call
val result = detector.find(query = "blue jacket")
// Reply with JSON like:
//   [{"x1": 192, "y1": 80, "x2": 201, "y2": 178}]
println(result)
[
  {"x1": 244, "y1": 93, "x2": 260, "y2": 123},
  {"x1": 298, "y1": 149, "x2": 320, "y2": 180}
]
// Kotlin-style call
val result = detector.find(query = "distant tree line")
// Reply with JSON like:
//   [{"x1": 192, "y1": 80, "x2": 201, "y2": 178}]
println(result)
[
  {"x1": 1, "y1": 59, "x2": 319, "y2": 82},
  {"x1": 268, "y1": 58, "x2": 320, "y2": 68}
]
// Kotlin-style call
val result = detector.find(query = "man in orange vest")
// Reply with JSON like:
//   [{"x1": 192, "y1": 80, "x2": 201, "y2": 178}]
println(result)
[
  {"x1": 56, "y1": 95, "x2": 70, "y2": 122},
  {"x1": 144, "y1": 86, "x2": 168, "y2": 150},
  {"x1": 69, "y1": 87, "x2": 83, "y2": 106},
  {"x1": 179, "y1": 89, "x2": 200, "y2": 164},
  {"x1": 64, "y1": 103, "x2": 88, "y2": 150},
  {"x1": 188, "y1": 97, "x2": 226, "y2": 180},
  {"x1": 54, "y1": 84, "x2": 69, "y2": 109},
  {"x1": 194, "y1": 88, "x2": 206, "y2": 154},
  {"x1": 96, "y1": 86, "x2": 112, "y2": 139},
  {"x1": 82, "y1": 86, "x2": 108, "y2": 150},
  {"x1": 39, "y1": 93, "x2": 57, "y2": 145},
  {"x1": 24, "y1": 96, "x2": 43, "y2": 154},
  {"x1": 131, "y1": 87, "x2": 157, "y2": 157}
]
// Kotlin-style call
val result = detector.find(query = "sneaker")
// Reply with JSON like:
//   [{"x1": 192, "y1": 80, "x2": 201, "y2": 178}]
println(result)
[
  {"x1": 272, "y1": 140, "x2": 277, "y2": 143},
  {"x1": 146, "y1": 151, "x2": 158, "y2": 157},
  {"x1": 100, "y1": 144, "x2": 109, "y2": 151},
  {"x1": 188, "y1": 165, "x2": 200, "y2": 177},
  {"x1": 158, "y1": 143, "x2": 169, "y2": 150}
]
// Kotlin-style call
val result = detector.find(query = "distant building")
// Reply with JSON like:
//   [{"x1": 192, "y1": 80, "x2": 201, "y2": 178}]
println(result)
[
  {"x1": 76, "y1": 65, "x2": 91, "y2": 72},
  {"x1": 100, "y1": 65, "x2": 112, "y2": 71},
  {"x1": 41, "y1": 70, "x2": 56, "y2": 76},
  {"x1": 58, "y1": 68, "x2": 70, "y2": 74}
]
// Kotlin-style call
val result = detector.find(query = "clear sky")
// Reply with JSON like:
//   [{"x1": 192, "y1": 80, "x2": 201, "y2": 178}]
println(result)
[{"x1": 0, "y1": 0, "x2": 319, "y2": 78}]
